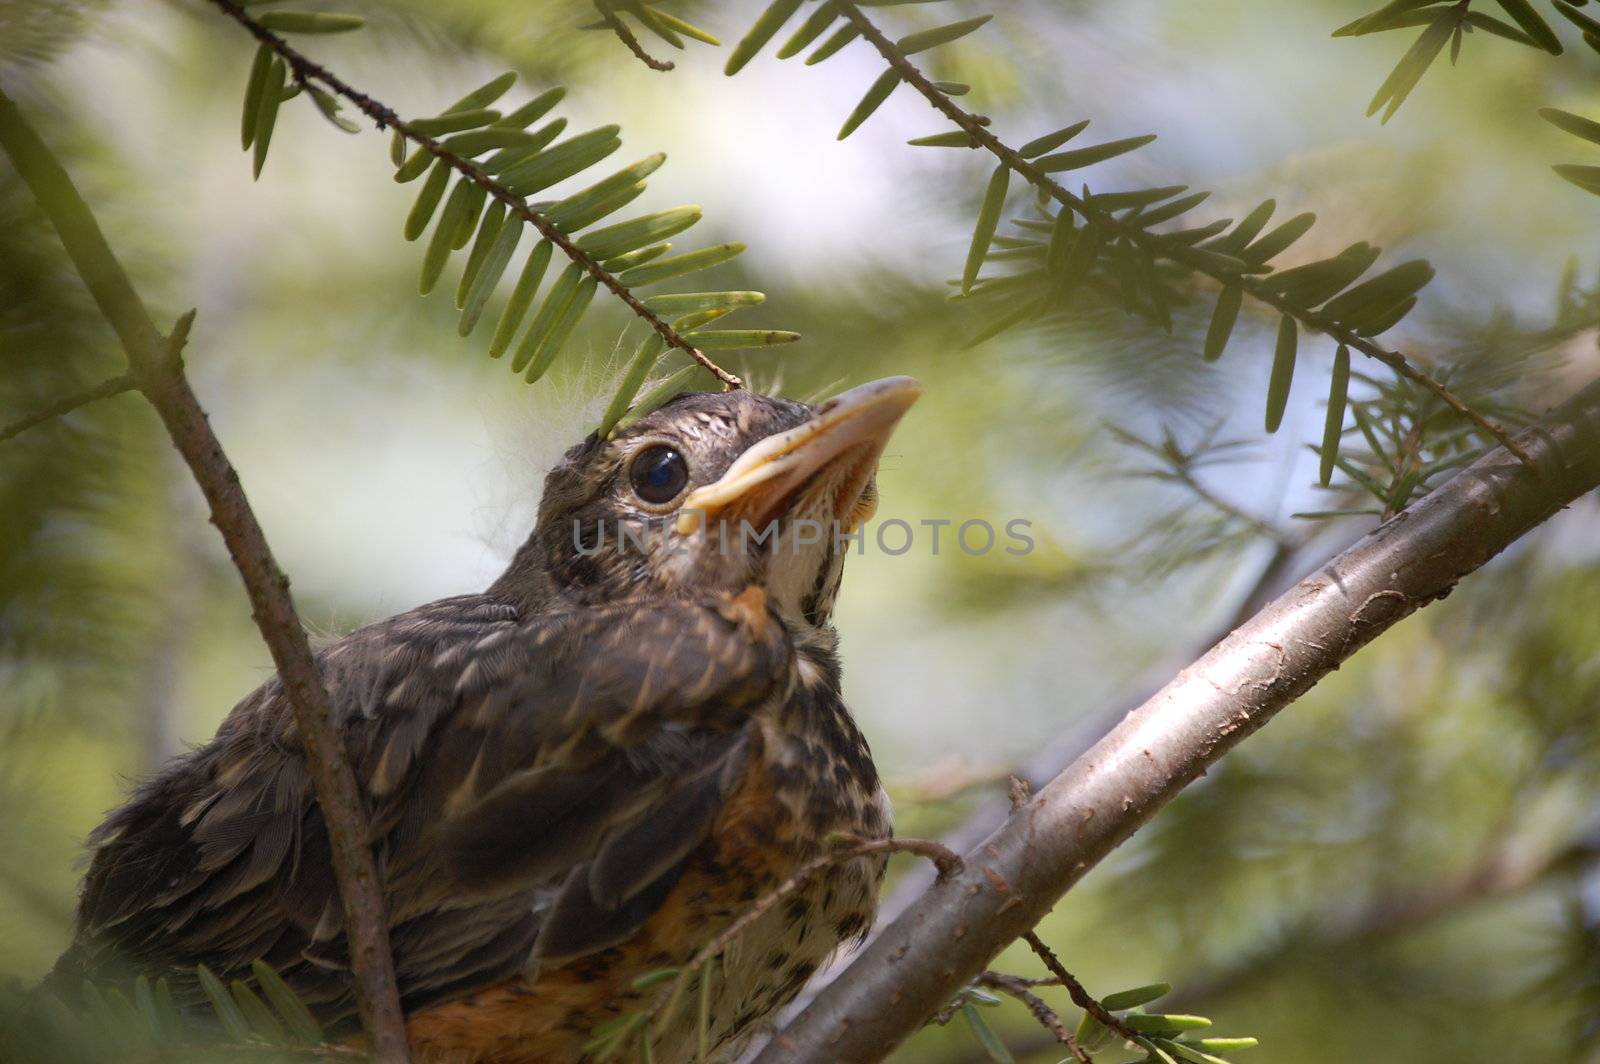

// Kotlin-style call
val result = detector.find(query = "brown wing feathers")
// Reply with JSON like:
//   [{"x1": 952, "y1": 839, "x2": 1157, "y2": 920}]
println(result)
[{"x1": 54, "y1": 588, "x2": 790, "y2": 1028}]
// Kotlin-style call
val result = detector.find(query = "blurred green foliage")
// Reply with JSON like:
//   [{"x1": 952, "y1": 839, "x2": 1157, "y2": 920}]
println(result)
[{"x1": 2, "y1": 1, "x2": 1598, "y2": 1062}]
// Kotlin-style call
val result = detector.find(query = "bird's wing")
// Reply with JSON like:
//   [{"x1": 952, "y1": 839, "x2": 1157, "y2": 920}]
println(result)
[{"x1": 64, "y1": 588, "x2": 791, "y2": 1025}]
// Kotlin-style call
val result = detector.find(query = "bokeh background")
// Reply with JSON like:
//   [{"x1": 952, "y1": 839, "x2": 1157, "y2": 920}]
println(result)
[{"x1": 3, "y1": 0, "x2": 1600, "y2": 1060}]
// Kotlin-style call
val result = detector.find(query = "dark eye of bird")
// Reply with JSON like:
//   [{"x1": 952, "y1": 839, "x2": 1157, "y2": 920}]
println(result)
[{"x1": 629, "y1": 445, "x2": 689, "y2": 505}]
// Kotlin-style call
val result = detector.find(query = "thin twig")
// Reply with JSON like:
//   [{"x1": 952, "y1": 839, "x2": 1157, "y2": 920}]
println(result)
[
  {"x1": 984, "y1": 974, "x2": 1062, "y2": 989},
  {"x1": 206, "y1": 0, "x2": 742, "y2": 389},
  {"x1": 0, "y1": 372, "x2": 135, "y2": 444},
  {"x1": 831, "y1": 0, "x2": 1534, "y2": 465},
  {"x1": 599, "y1": 9, "x2": 675, "y2": 71},
  {"x1": 1111, "y1": 423, "x2": 1295, "y2": 547},
  {"x1": 644, "y1": 835, "x2": 961, "y2": 1030},
  {"x1": 1170, "y1": 464, "x2": 1293, "y2": 547},
  {"x1": 976, "y1": 971, "x2": 1092, "y2": 1063},
  {"x1": 948, "y1": 837, "x2": 1600, "y2": 1064},
  {"x1": 129, "y1": 1039, "x2": 366, "y2": 1063},
  {"x1": 1168, "y1": 830, "x2": 1600, "y2": 1010},
  {"x1": 1021, "y1": 933, "x2": 1141, "y2": 1048},
  {"x1": 0, "y1": 86, "x2": 411, "y2": 1062}
]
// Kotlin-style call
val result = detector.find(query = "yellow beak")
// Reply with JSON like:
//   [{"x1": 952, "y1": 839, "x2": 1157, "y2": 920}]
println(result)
[{"x1": 676, "y1": 376, "x2": 923, "y2": 536}]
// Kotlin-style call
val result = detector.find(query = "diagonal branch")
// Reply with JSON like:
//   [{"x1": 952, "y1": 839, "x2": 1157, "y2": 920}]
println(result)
[
  {"x1": 1021, "y1": 933, "x2": 1140, "y2": 1049},
  {"x1": 831, "y1": 0, "x2": 1534, "y2": 465},
  {"x1": 864, "y1": 531, "x2": 1329, "y2": 940},
  {"x1": 753, "y1": 534, "x2": 1334, "y2": 1054},
  {"x1": 205, "y1": 0, "x2": 741, "y2": 388},
  {"x1": 975, "y1": 970, "x2": 1092, "y2": 1063},
  {"x1": 944, "y1": 836, "x2": 1600, "y2": 1064},
  {"x1": 753, "y1": 357, "x2": 1600, "y2": 1060},
  {"x1": 0, "y1": 86, "x2": 411, "y2": 1062},
  {"x1": 0, "y1": 371, "x2": 135, "y2": 444}
]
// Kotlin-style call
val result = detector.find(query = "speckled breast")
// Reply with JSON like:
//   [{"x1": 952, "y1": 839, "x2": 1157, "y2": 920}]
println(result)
[{"x1": 405, "y1": 709, "x2": 889, "y2": 1064}]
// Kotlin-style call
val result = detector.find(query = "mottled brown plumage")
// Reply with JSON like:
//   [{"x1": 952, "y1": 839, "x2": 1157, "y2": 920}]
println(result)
[{"x1": 49, "y1": 379, "x2": 920, "y2": 1062}]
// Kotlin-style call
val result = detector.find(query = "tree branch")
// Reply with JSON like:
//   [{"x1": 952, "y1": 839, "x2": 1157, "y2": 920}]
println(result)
[
  {"x1": 831, "y1": 0, "x2": 1534, "y2": 466},
  {"x1": 753, "y1": 369, "x2": 1600, "y2": 1059},
  {"x1": 751, "y1": 537, "x2": 1326, "y2": 1052},
  {"x1": 882, "y1": 531, "x2": 1327, "y2": 924},
  {"x1": 763, "y1": 531, "x2": 1355, "y2": 1056},
  {"x1": 944, "y1": 837, "x2": 1600, "y2": 1064},
  {"x1": 761, "y1": 531, "x2": 1337, "y2": 1043},
  {"x1": 598, "y1": 8, "x2": 675, "y2": 72},
  {"x1": 0, "y1": 372, "x2": 136, "y2": 444},
  {"x1": 0, "y1": 85, "x2": 411, "y2": 1062},
  {"x1": 974, "y1": 970, "x2": 1091, "y2": 1063},
  {"x1": 1020, "y1": 933, "x2": 1140, "y2": 1050},
  {"x1": 205, "y1": 0, "x2": 742, "y2": 389}
]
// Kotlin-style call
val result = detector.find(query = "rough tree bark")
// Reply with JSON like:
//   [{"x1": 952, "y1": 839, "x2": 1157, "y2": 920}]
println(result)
[
  {"x1": 754, "y1": 374, "x2": 1600, "y2": 1063},
  {"x1": 0, "y1": 85, "x2": 411, "y2": 1062},
  {"x1": 872, "y1": 532, "x2": 1342, "y2": 932}
]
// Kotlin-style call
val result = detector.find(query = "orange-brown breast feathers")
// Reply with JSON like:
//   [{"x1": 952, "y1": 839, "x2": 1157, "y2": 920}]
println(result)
[{"x1": 404, "y1": 743, "x2": 808, "y2": 1064}]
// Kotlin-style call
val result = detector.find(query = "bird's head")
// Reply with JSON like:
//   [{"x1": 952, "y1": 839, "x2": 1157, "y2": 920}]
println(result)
[{"x1": 495, "y1": 376, "x2": 922, "y2": 628}]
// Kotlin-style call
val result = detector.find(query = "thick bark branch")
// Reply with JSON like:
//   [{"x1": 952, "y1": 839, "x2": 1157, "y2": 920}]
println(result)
[
  {"x1": 0, "y1": 85, "x2": 411, "y2": 1061},
  {"x1": 753, "y1": 374, "x2": 1600, "y2": 1062},
  {"x1": 764, "y1": 536, "x2": 1346, "y2": 1055},
  {"x1": 873, "y1": 534, "x2": 1329, "y2": 930}
]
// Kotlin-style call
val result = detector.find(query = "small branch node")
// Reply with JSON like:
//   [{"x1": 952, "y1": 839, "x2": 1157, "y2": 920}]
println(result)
[
  {"x1": 1007, "y1": 775, "x2": 1031, "y2": 813},
  {"x1": 162, "y1": 308, "x2": 198, "y2": 369}
]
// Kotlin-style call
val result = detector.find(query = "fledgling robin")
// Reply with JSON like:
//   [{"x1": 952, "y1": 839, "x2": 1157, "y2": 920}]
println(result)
[{"x1": 46, "y1": 376, "x2": 922, "y2": 1063}]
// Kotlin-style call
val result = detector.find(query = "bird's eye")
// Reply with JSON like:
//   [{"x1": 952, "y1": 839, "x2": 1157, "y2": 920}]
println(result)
[{"x1": 628, "y1": 445, "x2": 690, "y2": 505}]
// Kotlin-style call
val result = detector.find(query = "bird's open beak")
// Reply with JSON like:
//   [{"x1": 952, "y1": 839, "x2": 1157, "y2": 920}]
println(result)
[{"x1": 676, "y1": 376, "x2": 923, "y2": 536}]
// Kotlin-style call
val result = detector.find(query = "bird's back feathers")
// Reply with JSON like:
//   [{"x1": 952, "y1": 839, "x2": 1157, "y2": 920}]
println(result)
[{"x1": 54, "y1": 589, "x2": 794, "y2": 1028}]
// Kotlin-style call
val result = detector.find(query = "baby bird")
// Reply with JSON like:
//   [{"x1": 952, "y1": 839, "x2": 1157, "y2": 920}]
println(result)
[{"x1": 49, "y1": 377, "x2": 922, "y2": 1063}]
